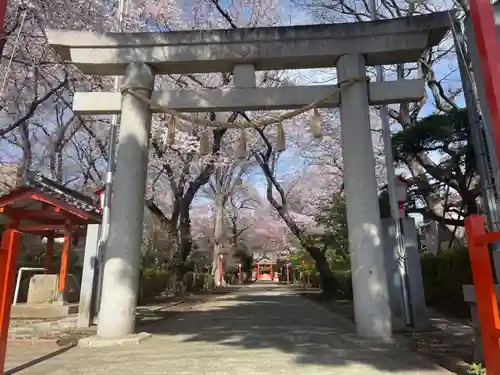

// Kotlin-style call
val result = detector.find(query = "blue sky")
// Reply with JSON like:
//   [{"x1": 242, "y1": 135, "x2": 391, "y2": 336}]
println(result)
[
  {"x1": 247, "y1": 47, "x2": 465, "y2": 200},
  {"x1": 242, "y1": 0, "x2": 464, "y2": 193},
  {"x1": 177, "y1": 0, "x2": 463, "y2": 193}
]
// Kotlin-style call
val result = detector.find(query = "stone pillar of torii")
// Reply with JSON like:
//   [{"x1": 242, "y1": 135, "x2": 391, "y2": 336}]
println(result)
[{"x1": 46, "y1": 12, "x2": 450, "y2": 341}]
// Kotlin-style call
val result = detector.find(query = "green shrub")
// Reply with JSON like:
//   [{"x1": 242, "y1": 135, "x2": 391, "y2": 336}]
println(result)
[
  {"x1": 139, "y1": 267, "x2": 170, "y2": 304},
  {"x1": 312, "y1": 246, "x2": 472, "y2": 318},
  {"x1": 420, "y1": 247, "x2": 472, "y2": 317},
  {"x1": 195, "y1": 273, "x2": 214, "y2": 290},
  {"x1": 332, "y1": 270, "x2": 353, "y2": 299},
  {"x1": 308, "y1": 272, "x2": 320, "y2": 288},
  {"x1": 184, "y1": 271, "x2": 197, "y2": 292}
]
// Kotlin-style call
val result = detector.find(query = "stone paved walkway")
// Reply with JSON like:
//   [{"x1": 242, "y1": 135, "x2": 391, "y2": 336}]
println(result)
[{"x1": 6, "y1": 285, "x2": 453, "y2": 374}]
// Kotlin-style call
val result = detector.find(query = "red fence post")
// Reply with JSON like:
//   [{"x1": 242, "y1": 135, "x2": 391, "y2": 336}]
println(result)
[
  {"x1": 219, "y1": 259, "x2": 223, "y2": 287},
  {"x1": 58, "y1": 229, "x2": 71, "y2": 301},
  {"x1": 465, "y1": 214, "x2": 500, "y2": 375},
  {"x1": 0, "y1": 228, "x2": 20, "y2": 375}
]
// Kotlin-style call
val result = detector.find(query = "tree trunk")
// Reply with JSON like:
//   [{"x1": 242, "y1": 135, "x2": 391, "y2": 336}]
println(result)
[
  {"x1": 304, "y1": 244, "x2": 337, "y2": 295},
  {"x1": 278, "y1": 208, "x2": 337, "y2": 295},
  {"x1": 212, "y1": 197, "x2": 224, "y2": 287},
  {"x1": 178, "y1": 217, "x2": 192, "y2": 277},
  {"x1": 252, "y1": 138, "x2": 339, "y2": 296}
]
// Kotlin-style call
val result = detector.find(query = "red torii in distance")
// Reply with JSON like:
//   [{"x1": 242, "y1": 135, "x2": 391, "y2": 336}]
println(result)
[{"x1": 0, "y1": 173, "x2": 101, "y2": 374}]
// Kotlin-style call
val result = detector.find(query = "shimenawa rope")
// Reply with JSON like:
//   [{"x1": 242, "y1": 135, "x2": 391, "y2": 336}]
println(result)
[{"x1": 120, "y1": 75, "x2": 370, "y2": 130}]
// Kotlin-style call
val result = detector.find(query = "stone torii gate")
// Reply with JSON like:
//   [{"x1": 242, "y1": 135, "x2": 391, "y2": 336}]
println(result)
[{"x1": 46, "y1": 12, "x2": 449, "y2": 341}]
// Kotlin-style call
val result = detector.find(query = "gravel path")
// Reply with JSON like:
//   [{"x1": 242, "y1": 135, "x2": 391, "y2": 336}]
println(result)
[{"x1": 6, "y1": 285, "x2": 453, "y2": 375}]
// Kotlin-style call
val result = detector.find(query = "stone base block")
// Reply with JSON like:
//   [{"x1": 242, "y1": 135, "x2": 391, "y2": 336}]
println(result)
[
  {"x1": 77, "y1": 332, "x2": 152, "y2": 348},
  {"x1": 11, "y1": 303, "x2": 78, "y2": 319},
  {"x1": 27, "y1": 274, "x2": 80, "y2": 304},
  {"x1": 462, "y1": 284, "x2": 500, "y2": 363}
]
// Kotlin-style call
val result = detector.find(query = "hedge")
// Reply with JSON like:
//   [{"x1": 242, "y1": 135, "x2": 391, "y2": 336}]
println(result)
[
  {"x1": 183, "y1": 271, "x2": 215, "y2": 292},
  {"x1": 420, "y1": 247, "x2": 472, "y2": 317},
  {"x1": 332, "y1": 270, "x2": 353, "y2": 299},
  {"x1": 138, "y1": 268, "x2": 216, "y2": 303},
  {"x1": 326, "y1": 247, "x2": 473, "y2": 318},
  {"x1": 139, "y1": 267, "x2": 170, "y2": 303}
]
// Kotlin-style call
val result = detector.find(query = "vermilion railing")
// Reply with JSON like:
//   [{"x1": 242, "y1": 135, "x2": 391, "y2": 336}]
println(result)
[{"x1": 465, "y1": 215, "x2": 500, "y2": 375}]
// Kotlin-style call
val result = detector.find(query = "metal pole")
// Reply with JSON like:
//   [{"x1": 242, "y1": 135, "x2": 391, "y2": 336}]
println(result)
[
  {"x1": 453, "y1": 18, "x2": 500, "y2": 234},
  {"x1": 94, "y1": 0, "x2": 127, "y2": 320},
  {"x1": 464, "y1": 10, "x2": 500, "y2": 213},
  {"x1": 368, "y1": 1, "x2": 412, "y2": 326},
  {"x1": 453, "y1": 16, "x2": 500, "y2": 285},
  {"x1": 468, "y1": 0, "x2": 500, "y2": 165}
]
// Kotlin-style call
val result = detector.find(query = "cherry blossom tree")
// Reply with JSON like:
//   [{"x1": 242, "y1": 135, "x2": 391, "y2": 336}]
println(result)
[
  {"x1": 139, "y1": 0, "x2": 289, "y2": 284},
  {"x1": 197, "y1": 158, "x2": 254, "y2": 285},
  {"x1": 1, "y1": 0, "x2": 371, "y2": 291},
  {"x1": 252, "y1": 127, "x2": 339, "y2": 294},
  {"x1": 226, "y1": 189, "x2": 261, "y2": 251},
  {"x1": 293, "y1": 0, "x2": 471, "y2": 227},
  {"x1": 0, "y1": 0, "x2": 285, "y2": 266}
]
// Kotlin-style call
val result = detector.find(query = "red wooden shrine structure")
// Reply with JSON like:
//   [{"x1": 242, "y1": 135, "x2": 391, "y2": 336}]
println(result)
[
  {"x1": 255, "y1": 263, "x2": 274, "y2": 281},
  {"x1": 0, "y1": 173, "x2": 101, "y2": 374},
  {"x1": 464, "y1": 0, "x2": 500, "y2": 374},
  {"x1": 253, "y1": 252, "x2": 277, "y2": 281}
]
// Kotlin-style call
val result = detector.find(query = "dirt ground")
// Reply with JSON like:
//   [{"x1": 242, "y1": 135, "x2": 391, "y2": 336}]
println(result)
[{"x1": 300, "y1": 289, "x2": 475, "y2": 375}]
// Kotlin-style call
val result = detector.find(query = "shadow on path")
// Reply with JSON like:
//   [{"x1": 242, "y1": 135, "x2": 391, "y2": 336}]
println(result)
[
  {"x1": 5, "y1": 286, "x2": 451, "y2": 374},
  {"x1": 5, "y1": 343, "x2": 76, "y2": 375},
  {"x1": 141, "y1": 286, "x2": 450, "y2": 373}
]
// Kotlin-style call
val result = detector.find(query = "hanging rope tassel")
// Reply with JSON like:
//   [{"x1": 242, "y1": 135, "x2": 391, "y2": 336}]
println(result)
[
  {"x1": 237, "y1": 128, "x2": 247, "y2": 159},
  {"x1": 166, "y1": 115, "x2": 177, "y2": 145},
  {"x1": 199, "y1": 131, "x2": 211, "y2": 156},
  {"x1": 310, "y1": 108, "x2": 323, "y2": 139},
  {"x1": 276, "y1": 121, "x2": 286, "y2": 152}
]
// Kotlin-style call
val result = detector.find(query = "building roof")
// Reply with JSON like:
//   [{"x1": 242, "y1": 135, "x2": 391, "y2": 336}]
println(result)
[
  {"x1": 4, "y1": 172, "x2": 101, "y2": 215},
  {"x1": 0, "y1": 171, "x2": 101, "y2": 234}
]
